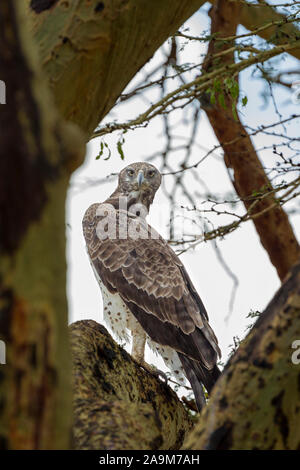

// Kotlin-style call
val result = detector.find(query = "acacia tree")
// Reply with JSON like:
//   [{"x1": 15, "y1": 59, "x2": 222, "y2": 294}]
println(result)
[
  {"x1": 0, "y1": 0, "x2": 214, "y2": 450},
  {"x1": 0, "y1": 0, "x2": 300, "y2": 450},
  {"x1": 94, "y1": 1, "x2": 300, "y2": 279}
]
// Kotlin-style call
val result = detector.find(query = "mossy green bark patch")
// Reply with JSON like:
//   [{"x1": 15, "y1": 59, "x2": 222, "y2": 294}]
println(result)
[{"x1": 70, "y1": 320, "x2": 192, "y2": 450}]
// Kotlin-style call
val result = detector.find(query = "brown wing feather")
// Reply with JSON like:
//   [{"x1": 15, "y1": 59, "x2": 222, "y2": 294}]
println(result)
[{"x1": 83, "y1": 203, "x2": 221, "y2": 365}]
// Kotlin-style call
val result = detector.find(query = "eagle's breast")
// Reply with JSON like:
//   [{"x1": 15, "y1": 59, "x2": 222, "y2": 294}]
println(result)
[
  {"x1": 89, "y1": 251, "x2": 186, "y2": 382},
  {"x1": 89, "y1": 256, "x2": 134, "y2": 343}
]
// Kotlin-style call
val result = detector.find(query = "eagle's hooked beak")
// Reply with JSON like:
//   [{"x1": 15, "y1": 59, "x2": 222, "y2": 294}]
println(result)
[{"x1": 137, "y1": 170, "x2": 145, "y2": 187}]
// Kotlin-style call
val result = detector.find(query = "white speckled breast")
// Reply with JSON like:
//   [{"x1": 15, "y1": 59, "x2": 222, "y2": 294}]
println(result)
[{"x1": 89, "y1": 255, "x2": 186, "y2": 382}]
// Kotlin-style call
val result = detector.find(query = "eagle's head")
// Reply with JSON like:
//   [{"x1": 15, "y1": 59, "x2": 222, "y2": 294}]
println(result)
[{"x1": 116, "y1": 162, "x2": 162, "y2": 211}]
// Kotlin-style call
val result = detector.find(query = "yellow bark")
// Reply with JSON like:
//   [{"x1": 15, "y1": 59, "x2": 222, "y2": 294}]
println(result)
[
  {"x1": 26, "y1": 0, "x2": 208, "y2": 137},
  {"x1": 184, "y1": 261, "x2": 300, "y2": 450}
]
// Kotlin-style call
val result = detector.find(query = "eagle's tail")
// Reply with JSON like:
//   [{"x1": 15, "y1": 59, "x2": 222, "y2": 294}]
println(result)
[{"x1": 178, "y1": 353, "x2": 221, "y2": 411}]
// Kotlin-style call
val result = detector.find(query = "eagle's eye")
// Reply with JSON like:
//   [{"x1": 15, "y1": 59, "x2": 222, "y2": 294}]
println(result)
[
  {"x1": 147, "y1": 169, "x2": 155, "y2": 178},
  {"x1": 126, "y1": 168, "x2": 135, "y2": 177}
]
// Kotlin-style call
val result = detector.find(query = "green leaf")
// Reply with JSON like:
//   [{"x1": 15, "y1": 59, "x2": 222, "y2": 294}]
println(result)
[
  {"x1": 213, "y1": 79, "x2": 222, "y2": 93},
  {"x1": 224, "y1": 77, "x2": 233, "y2": 89},
  {"x1": 103, "y1": 142, "x2": 111, "y2": 160},
  {"x1": 117, "y1": 139, "x2": 125, "y2": 160},
  {"x1": 242, "y1": 95, "x2": 248, "y2": 107},
  {"x1": 224, "y1": 77, "x2": 239, "y2": 99},
  {"x1": 230, "y1": 81, "x2": 239, "y2": 100},
  {"x1": 232, "y1": 102, "x2": 238, "y2": 121},
  {"x1": 96, "y1": 141, "x2": 104, "y2": 160},
  {"x1": 218, "y1": 92, "x2": 226, "y2": 109}
]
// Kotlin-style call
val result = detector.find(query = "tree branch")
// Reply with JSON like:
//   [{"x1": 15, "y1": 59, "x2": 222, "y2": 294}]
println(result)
[
  {"x1": 25, "y1": 0, "x2": 208, "y2": 137},
  {"x1": 92, "y1": 39, "x2": 300, "y2": 139},
  {"x1": 202, "y1": 0, "x2": 300, "y2": 281},
  {"x1": 70, "y1": 320, "x2": 192, "y2": 450},
  {"x1": 184, "y1": 259, "x2": 300, "y2": 449},
  {"x1": 239, "y1": 0, "x2": 300, "y2": 60}
]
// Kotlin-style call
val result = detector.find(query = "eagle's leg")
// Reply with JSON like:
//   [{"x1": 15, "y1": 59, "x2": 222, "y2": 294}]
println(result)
[
  {"x1": 131, "y1": 329, "x2": 168, "y2": 383},
  {"x1": 131, "y1": 328, "x2": 147, "y2": 363}
]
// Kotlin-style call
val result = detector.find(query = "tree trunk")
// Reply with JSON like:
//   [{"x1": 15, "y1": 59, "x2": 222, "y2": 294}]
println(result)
[
  {"x1": 184, "y1": 259, "x2": 300, "y2": 449},
  {"x1": 0, "y1": 1, "x2": 85, "y2": 449},
  {"x1": 202, "y1": 0, "x2": 299, "y2": 281}
]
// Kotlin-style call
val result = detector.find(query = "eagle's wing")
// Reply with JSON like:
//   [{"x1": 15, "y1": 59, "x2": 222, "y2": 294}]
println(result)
[{"x1": 83, "y1": 203, "x2": 220, "y2": 370}]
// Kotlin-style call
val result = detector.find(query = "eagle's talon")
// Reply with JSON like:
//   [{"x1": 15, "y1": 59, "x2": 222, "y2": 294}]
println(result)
[{"x1": 140, "y1": 361, "x2": 168, "y2": 383}]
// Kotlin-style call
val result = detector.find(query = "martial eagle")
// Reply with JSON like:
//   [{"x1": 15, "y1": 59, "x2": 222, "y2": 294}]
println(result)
[{"x1": 82, "y1": 162, "x2": 221, "y2": 410}]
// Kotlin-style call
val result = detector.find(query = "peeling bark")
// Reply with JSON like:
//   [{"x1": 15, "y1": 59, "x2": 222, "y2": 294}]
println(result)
[
  {"x1": 70, "y1": 320, "x2": 192, "y2": 450},
  {"x1": 202, "y1": 0, "x2": 299, "y2": 281},
  {"x1": 184, "y1": 260, "x2": 300, "y2": 450}
]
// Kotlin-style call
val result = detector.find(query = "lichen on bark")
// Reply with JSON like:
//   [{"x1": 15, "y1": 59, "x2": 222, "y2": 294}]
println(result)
[
  {"x1": 70, "y1": 320, "x2": 193, "y2": 450},
  {"x1": 184, "y1": 261, "x2": 300, "y2": 450}
]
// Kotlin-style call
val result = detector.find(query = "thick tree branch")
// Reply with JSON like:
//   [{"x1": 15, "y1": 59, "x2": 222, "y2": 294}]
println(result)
[
  {"x1": 26, "y1": 0, "x2": 300, "y2": 139},
  {"x1": 184, "y1": 259, "x2": 300, "y2": 450},
  {"x1": 70, "y1": 320, "x2": 192, "y2": 450},
  {"x1": 25, "y1": 0, "x2": 208, "y2": 137}
]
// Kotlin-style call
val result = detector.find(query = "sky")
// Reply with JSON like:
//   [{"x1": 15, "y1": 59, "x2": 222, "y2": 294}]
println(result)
[{"x1": 66, "y1": 2, "x2": 300, "y2": 378}]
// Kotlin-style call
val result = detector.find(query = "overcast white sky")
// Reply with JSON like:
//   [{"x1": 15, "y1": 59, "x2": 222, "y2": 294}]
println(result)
[{"x1": 66, "y1": 2, "x2": 300, "y2": 375}]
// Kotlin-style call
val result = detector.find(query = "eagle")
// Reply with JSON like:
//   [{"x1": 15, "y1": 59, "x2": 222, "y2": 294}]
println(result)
[{"x1": 82, "y1": 162, "x2": 221, "y2": 410}]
